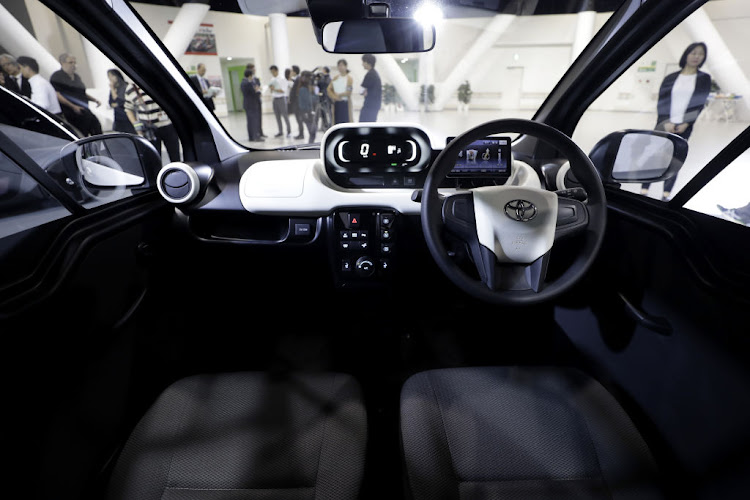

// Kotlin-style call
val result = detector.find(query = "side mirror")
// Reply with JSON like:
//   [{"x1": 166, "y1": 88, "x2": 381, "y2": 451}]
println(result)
[
  {"x1": 57, "y1": 134, "x2": 162, "y2": 204},
  {"x1": 589, "y1": 129, "x2": 688, "y2": 185},
  {"x1": 322, "y1": 19, "x2": 436, "y2": 53}
]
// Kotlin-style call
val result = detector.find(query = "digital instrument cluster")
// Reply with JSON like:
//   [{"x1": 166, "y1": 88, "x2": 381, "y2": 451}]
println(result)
[
  {"x1": 322, "y1": 124, "x2": 513, "y2": 189},
  {"x1": 323, "y1": 124, "x2": 433, "y2": 188}
]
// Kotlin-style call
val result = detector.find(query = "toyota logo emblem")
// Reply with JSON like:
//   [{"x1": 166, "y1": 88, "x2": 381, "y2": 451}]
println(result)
[{"x1": 504, "y1": 200, "x2": 538, "y2": 222}]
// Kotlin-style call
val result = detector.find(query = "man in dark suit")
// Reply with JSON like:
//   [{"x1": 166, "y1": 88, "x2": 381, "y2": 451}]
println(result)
[
  {"x1": 240, "y1": 68, "x2": 262, "y2": 141},
  {"x1": 0, "y1": 53, "x2": 31, "y2": 98},
  {"x1": 190, "y1": 63, "x2": 215, "y2": 111}
]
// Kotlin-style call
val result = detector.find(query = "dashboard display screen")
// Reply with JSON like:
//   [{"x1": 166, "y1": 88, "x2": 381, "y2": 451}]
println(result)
[
  {"x1": 337, "y1": 138, "x2": 418, "y2": 167},
  {"x1": 447, "y1": 137, "x2": 511, "y2": 176}
]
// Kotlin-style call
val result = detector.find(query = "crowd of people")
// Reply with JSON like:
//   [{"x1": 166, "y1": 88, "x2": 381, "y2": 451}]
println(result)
[
  {"x1": 2, "y1": 49, "x2": 384, "y2": 153},
  {"x1": 1, "y1": 51, "x2": 181, "y2": 162},
  {"x1": 238, "y1": 54, "x2": 382, "y2": 144}
]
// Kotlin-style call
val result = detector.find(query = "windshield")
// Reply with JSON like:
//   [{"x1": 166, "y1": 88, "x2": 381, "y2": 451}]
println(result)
[{"x1": 128, "y1": 0, "x2": 623, "y2": 149}]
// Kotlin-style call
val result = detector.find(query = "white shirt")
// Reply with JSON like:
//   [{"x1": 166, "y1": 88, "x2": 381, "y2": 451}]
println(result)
[
  {"x1": 269, "y1": 76, "x2": 288, "y2": 99},
  {"x1": 669, "y1": 73, "x2": 697, "y2": 124},
  {"x1": 28, "y1": 74, "x2": 62, "y2": 114}
]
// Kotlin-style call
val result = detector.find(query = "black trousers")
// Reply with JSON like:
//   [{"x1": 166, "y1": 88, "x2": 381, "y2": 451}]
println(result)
[
  {"x1": 63, "y1": 107, "x2": 102, "y2": 137},
  {"x1": 245, "y1": 107, "x2": 261, "y2": 140},
  {"x1": 641, "y1": 122, "x2": 692, "y2": 194},
  {"x1": 150, "y1": 123, "x2": 180, "y2": 162},
  {"x1": 300, "y1": 111, "x2": 316, "y2": 142}
]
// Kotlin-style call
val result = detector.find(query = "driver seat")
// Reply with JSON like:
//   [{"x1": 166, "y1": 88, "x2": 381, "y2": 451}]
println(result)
[{"x1": 400, "y1": 366, "x2": 663, "y2": 499}]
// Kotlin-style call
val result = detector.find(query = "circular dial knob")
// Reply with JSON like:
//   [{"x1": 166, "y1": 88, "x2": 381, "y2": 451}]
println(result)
[{"x1": 355, "y1": 256, "x2": 375, "y2": 277}]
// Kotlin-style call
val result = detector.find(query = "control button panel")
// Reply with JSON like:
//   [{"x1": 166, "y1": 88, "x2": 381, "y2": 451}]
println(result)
[{"x1": 329, "y1": 209, "x2": 397, "y2": 287}]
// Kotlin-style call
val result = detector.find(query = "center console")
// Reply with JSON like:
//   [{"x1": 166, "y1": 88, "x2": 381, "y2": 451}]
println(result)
[{"x1": 327, "y1": 208, "x2": 397, "y2": 287}]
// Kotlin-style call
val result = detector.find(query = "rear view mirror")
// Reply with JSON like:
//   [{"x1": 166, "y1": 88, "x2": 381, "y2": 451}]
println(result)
[
  {"x1": 322, "y1": 19, "x2": 436, "y2": 53},
  {"x1": 588, "y1": 130, "x2": 688, "y2": 184}
]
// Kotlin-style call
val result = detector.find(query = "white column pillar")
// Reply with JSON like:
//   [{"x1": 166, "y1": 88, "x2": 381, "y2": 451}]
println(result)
[
  {"x1": 81, "y1": 37, "x2": 113, "y2": 91},
  {"x1": 0, "y1": 3, "x2": 59, "y2": 77},
  {"x1": 161, "y1": 1, "x2": 210, "y2": 59},
  {"x1": 683, "y1": 7, "x2": 750, "y2": 120},
  {"x1": 571, "y1": 10, "x2": 596, "y2": 63},
  {"x1": 433, "y1": 14, "x2": 515, "y2": 111},
  {"x1": 269, "y1": 13, "x2": 290, "y2": 74},
  {"x1": 378, "y1": 55, "x2": 419, "y2": 111},
  {"x1": 418, "y1": 51, "x2": 436, "y2": 88}
]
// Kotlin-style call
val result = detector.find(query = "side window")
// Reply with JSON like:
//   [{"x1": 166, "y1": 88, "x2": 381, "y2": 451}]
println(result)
[
  {"x1": 0, "y1": 149, "x2": 72, "y2": 288},
  {"x1": 573, "y1": 1, "x2": 749, "y2": 210},
  {"x1": 0, "y1": 150, "x2": 70, "y2": 241},
  {"x1": 0, "y1": 0, "x2": 178, "y2": 283},
  {"x1": 0, "y1": 0, "x2": 180, "y2": 213}
]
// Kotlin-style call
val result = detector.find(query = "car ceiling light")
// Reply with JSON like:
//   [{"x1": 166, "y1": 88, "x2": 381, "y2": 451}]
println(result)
[
  {"x1": 401, "y1": 58, "x2": 409, "y2": 63},
  {"x1": 414, "y1": 3, "x2": 443, "y2": 26},
  {"x1": 227, "y1": 56, "x2": 233, "y2": 61}
]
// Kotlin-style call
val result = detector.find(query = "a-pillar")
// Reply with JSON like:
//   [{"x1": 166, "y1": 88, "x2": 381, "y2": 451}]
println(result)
[
  {"x1": 162, "y1": 0, "x2": 211, "y2": 59},
  {"x1": 433, "y1": 14, "x2": 515, "y2": 111},
  {"x1": 269, "y1": 13, "x2": 290, "y2": 75},
  {"x1": 0, "y1": 3, "x2": 59, "y2": 77},
  {"x1": 571, "y1": 1, "x2": 596, "y2": 63},
  {"x1": 683, "y1": 7, "x2": 750, "y2": 121}
]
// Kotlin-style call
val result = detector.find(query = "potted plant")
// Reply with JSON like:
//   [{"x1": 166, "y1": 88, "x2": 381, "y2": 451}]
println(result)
[
  {"x1": 457, "y1": 80, "x2": 472, "y2": 112},
  {"x1": 383, "y1": 83, "x2": 400, "y2": 112}
]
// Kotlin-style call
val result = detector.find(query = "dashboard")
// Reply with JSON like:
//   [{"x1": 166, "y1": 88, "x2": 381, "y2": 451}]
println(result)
[{"x1": 160, "y1": 123, "x2": 544, "y2": 288}]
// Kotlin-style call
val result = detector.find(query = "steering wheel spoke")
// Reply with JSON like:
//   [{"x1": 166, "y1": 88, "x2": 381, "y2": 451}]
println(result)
[
  {"x1": 442, "y1": 192, "x2": 476, "y2": 239},
  {"x1": 555, "y1": 197, "x2": 589, "y2": 241},
  {"x1": 477, "y1": 247, "x2": 550, "y2": 293}
]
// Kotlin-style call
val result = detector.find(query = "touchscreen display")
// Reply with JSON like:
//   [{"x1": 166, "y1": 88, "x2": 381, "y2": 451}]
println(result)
[{"x1": 447, "y1": 137, "x2": 511, "y2": 176}]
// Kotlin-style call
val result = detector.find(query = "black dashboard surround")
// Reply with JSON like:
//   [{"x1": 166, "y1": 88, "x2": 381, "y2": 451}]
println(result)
[{"x1": 323, "y1": 124, "x2": 433, "y2": 189}]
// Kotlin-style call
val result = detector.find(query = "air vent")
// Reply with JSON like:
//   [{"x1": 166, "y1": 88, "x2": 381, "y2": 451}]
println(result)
[{"x1": 157, "y1": 162, "x2": 200, "y2": 204}]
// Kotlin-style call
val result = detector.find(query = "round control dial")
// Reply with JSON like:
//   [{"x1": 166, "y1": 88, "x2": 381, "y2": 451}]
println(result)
[{"x1": 355, "y1": 256, "x2": 375, "y2": 277}]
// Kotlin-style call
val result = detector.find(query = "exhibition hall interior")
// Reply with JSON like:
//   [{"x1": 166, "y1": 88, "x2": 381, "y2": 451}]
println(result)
[{"x1": 2, "y1": 0, "x2": 749, "y2": 221}]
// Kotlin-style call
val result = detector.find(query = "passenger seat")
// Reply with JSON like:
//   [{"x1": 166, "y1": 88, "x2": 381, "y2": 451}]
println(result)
[{"x1": 106, "y1": 372, "x2": 367, "y2": 500}]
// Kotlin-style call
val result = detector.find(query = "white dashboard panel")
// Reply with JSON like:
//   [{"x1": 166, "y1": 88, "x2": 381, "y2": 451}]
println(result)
[
  {"x1": 240, "y1": 159, "x2": 433, "y2": 215},
  {"x1": 239, "y1": 158, "x2": 541, "y2": 216}
]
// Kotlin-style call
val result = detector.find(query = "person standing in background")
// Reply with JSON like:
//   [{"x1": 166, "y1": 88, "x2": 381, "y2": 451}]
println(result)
[
  {"x1": 50, "y1": 53, "x2": 103, "y2": 136},
  {"x1": 287, "y1": 65, "x2": 305, "y2": 139},
  {"x1": 124, "y1": 82, "x2": 180, "y2": 162},
  {"x1": 16, "y1": 56, "x2": 62, "y2": 117},
  {"x1": 246, "y1": 63, "x2": 266, "y2": 139},
  {"x1": 107, "y1": 68, "x2": 135, "y2": 134},
  {"x1": 327, "y1": 59, "x2": 353, "y2": 124},
  {"x1": 641, "y1": 42, "x2": 711, "y2": 201},
  {"x1": 0, "y1": 54, "x2": 31, "y2": 98},
  {"x1": 296, "y1": 70, "x2": 317, "y2": 143},
  {"x1": 269, "y1": 65, "x2": 291, "y2": 138},
  {"x1": 358, "y1": 54, "x2": 381, "y2": 123},
  {"x1": 241, "y1": 68, "x2": 262, "y2": 141},
  {"x1": 190, "y1": 63, "x2": 215, "y2": 112}
]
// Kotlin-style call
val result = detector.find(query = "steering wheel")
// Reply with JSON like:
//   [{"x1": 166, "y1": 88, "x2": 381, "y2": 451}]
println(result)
[{"x1": 422, "y1": 119, "x2": 606, "y2": 305}]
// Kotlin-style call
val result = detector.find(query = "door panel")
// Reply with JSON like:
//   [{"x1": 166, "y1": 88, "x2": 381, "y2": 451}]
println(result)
[
  {"x1": 3, "y1": 194, "x2": 173, "y2": 499},
  {"x1": 555, "y1": 190, "x2": 750, "y2": 499}
]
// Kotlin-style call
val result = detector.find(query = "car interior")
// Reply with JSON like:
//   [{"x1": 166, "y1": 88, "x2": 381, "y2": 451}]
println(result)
[{"x1": 2, "y1": 0, "x2": 749, "y2": 499}]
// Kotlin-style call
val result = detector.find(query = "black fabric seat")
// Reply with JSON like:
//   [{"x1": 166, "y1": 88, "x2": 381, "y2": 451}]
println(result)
[
  {"x1": 400, "y1": 367, "x2": 663, "y2": 500},
  {"x1": 106, "y1": 372, "x2": 367, "y2": 500}
]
